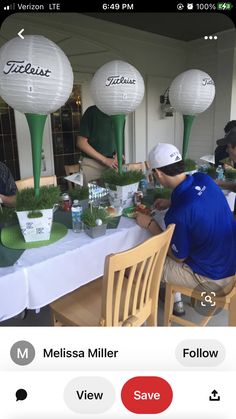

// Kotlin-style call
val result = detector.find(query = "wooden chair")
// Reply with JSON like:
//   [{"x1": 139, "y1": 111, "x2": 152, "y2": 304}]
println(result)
[
  {"x1": 164, "y1": 278, "x2": 236, "y2": 327},
  {"x1": 125, "y1": 162, "x2": 146, "y2": 172},
  {"x1": 16, "y1": 175, "x2": 57, "y2": 190},
  {"x1": 64, "y1": 164, "x2": 80, "y2": 190},
  {"x1": 50, "y1": 224, "x2": 175, "y2": 327},
  {"x1": 144, "y1": 160, "x2": 154, "y2": 183}
]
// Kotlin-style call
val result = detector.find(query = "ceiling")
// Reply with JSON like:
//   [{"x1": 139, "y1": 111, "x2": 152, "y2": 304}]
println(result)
[{"x1": 83, "y1": 13, "x2": 234, "y2": 41}]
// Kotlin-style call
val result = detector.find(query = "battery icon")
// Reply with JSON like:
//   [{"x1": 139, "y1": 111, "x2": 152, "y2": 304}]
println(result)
[{"x1": 217, "y1": 2, "x2": 233, "y2": 10}]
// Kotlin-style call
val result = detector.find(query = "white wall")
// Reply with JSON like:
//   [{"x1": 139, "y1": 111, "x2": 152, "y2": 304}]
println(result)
[
  {"x1": 230, "y1": 37, "x2": 236, "y2": 121},
  {"x1": 186, "y1": 29, "x2": 236, "y2": 160},
  {"x1": 145, "y1": 76, "x2": 183, "y2": 156}
]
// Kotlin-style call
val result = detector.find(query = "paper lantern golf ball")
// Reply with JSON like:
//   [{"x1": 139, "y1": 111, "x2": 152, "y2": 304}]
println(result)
[
  {"x1": 90, "y1": 60, "x2": 145, "y2": 115},
  {"x1": 169, "y1": 69, "x2": 215, "y2": 116},
  {"x1": 95, "y1": 219, "x2": 103, "y2": 226},
  {"x1": 0, "y1": 35, "x2": 74, "y2": 114}
]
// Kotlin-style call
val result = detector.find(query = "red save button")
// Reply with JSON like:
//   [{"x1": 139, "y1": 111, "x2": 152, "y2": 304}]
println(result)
[{"x1": 121, "y1": 376, "x2": 173, "y2": 414}]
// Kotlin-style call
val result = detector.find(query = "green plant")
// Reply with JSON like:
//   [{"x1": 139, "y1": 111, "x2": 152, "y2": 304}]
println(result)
[
  {"x1": 16, "y1": 186, "x2": 60, "y2": 211},
  {"x1": 184, "y1": 158, "x2": 196, "y2": 172},
  {"x1": 81, "y1": 207, "x2": 108, "y2": 227},
  {"x1": 153, "y1": 187, "x2": 172, "y2": 200},
  {"x1": 101, "y1": 169, "x2": 144, "y2": 187},
  {"x1": 69, "y1": 186, "x2": 89, "y2": 202},
  {"x1": 0, "y1": 206, "x2": 17, "y2": 224},
  {"x1": 224, "y1": 168, "x2": 236, "y2": 181},
  {"x1": 206, "y1": 166, "x2": 216, "y2": 178}
]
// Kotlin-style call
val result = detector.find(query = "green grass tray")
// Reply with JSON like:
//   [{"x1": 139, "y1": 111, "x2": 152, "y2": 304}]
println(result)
[{"x1": 1, "y1": 222, "x2": 68, "y2": 250}]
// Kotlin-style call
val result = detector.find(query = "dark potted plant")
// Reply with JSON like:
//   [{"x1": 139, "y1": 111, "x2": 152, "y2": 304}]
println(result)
[
  {"x1": 16, "y1": 186, "x2": 61, "y2": 242},
  {"x1": 101, "y1": 169, "x2": 144, "y2": 208},
  {"x1": 206, "y1": 166, "x2": 216, "y2": 179},
  {"x1": 224, "y1": 168, "x2": 236, "y2": 182},
  {"x1": 81, "y1": 206, "x2": 108, "y2": 239},
  {"x1": 145, "y1": 186, "x2": 172, "y2": 205},
  {"x1": 0, "y1": 206, "x2": 17, "y2": 229},
  {"x1": 69, "y1": 186, "x2": 89, "y2": 210},
  {"x1": 184, "y1": 158, "x2": 197, "y2": 174}
]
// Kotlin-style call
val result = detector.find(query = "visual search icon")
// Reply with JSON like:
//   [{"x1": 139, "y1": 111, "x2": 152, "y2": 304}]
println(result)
[{"x1": 16, "y1": 389, "x2": 27, "y2": 401}]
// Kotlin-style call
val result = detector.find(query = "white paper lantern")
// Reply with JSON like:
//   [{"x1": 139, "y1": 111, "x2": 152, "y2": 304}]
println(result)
[
  {"x1": 90, "y1": 60, "x2": 145, "y2": 115},
  {"x1": 169, "y1": 69, "x2": 215, "y2": 115},
  {"x1": 0, "y1": 35, "x2": 73, "y2": 114}
]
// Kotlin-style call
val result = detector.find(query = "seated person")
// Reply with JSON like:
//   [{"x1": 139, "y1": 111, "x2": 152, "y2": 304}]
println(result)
[
  {"x1": 214, "y1": 144, "x2": 228, "y2": 167},
  {"x1": 136, "y1": 143, "x2": 236, "y2": 315},
  {"x1": 214, "y1": 120, "x2": 236, "y2": 167},
  {"x1": 0, "y1": 161, "x2": 17, "y2": 207},
  {"x1": 215, "y1": 127, "x2": 236, "y2": 214}
]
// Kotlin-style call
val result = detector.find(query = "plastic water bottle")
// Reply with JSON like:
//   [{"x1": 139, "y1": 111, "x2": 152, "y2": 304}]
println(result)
[
  {"x1": 139, "y1": 177, "x2": 148, "y2": 196},
  {"x1": 216, "y1": 165, "x2": 225, "y2": 180},
  {"x1": 71, "y1": 200, "x2": 83, "y2": 233}
]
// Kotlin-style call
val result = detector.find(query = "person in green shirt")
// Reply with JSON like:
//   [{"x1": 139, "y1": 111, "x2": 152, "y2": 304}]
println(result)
[{"x1": 77, "y1": 105, "x2": 119, "y2": 185}]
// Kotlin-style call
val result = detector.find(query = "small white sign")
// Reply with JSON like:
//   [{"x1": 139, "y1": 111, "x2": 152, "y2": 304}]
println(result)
[{"x1": 65, "y1": 172, "x2": 83, "y2": 186}]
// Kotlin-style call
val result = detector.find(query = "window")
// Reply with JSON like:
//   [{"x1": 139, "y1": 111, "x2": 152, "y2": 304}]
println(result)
[
  {"x1": 0, "y1": 97, "x2": 20, "y2": 180},
  {"x1": 51, "y1": 85, "x2": 82, "y2": 189}
]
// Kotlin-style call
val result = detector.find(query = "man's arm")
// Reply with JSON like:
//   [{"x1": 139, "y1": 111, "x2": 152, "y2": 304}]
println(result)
[
  {"x1": 77, "y1": 136, "x2": 118, "y2": 169},
  {"x1": 215, "y1": 179, "x2": 236, "y2": 192},
  {"x1": 135, "y1": 212, "x2": 163, "y2": 234},
  {"x1": 136, "y1": 213, "x2": 186, "y2": 263},
  {"x1": 154, "y1": 198, "x2": 171, "y2": 210},
  {"x1": 0, "y1": 194, "x2": 16, "y2": 207}
]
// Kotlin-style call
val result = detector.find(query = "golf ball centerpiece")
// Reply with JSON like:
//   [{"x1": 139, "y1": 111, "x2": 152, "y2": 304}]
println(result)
[
  {"x1": 0, "y1": 35, "x2": 74, "y2": 114},
  {"x1": 169, "y1": 69, "x2": 215, "y2": 116},
  {"x1": 90, "y1": 59, "x2": 145, "y2": 115}
]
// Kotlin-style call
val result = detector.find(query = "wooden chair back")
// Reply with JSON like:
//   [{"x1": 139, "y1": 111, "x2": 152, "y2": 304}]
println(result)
[
  {"x1": 101, "y1": 224, "x2": 175, "y2": 326},
  {"x1": 64, "y1": 164, "x2": 80, "y2": 190},
  {"x1": 16, "y1": 175, "x2": 57, "y2": 190},
  {"x1": 164, "y1": 277, "x2": 236, "y2": 327},
  {"x1": 50, "y1": 224, "x2": 175, "y2": 327},
  {"x1": 125, "y1": 162, "x2": 146, "y2": 172}
]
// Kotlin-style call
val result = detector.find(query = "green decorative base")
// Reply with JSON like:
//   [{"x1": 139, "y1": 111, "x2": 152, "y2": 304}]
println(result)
[
  {"x1": 111, "y1": 114, "x2": 126, "y2": 174},
  {"x1": 182, "y1": 115, "x2": 195, "y2": 159},
  {"x1": 1, "y1": 222, "x2": 67, "y2": 250},
  {"x1": 25, "y1": 113, "x2": 47, "y2": 198}
]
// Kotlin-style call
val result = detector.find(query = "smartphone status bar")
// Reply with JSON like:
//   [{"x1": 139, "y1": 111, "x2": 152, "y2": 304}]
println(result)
[{"x1": 0, "y1": 1, "x2": 235, "y2": 15}]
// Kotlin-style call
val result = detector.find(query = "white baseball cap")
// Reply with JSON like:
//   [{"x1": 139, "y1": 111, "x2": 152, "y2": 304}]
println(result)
[{"x1": 148, "y1": 143, "x2": 182, "y2": 169}]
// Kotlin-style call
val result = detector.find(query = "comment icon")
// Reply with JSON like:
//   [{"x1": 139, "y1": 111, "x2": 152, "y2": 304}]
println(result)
[{"x1": 16, "y1": 389, "x2": 27, "y2": 401}]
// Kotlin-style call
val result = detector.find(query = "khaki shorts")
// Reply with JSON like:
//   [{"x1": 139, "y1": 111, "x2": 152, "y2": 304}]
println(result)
[
  {"x1": 81, "y1": 157, "x2": 107, "y2": 185},
  {"x1": 162, "y1": 256, "x2": 235, "y2": 296}
]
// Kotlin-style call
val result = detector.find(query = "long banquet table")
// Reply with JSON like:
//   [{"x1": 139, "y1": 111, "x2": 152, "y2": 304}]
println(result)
[{"x1": 0, "y1": 217, "x2": 150, "y2": 322}]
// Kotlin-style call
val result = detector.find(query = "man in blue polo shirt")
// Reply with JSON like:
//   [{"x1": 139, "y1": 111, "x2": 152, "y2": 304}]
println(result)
[{"x1": 136, "y1": 143, "x2": 236, "y2": 315}]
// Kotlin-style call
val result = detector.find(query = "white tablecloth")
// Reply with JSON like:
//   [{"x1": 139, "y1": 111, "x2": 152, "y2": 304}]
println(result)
[{"x1": 0, "y1": 217, "x2": 150, "y2": 321}]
